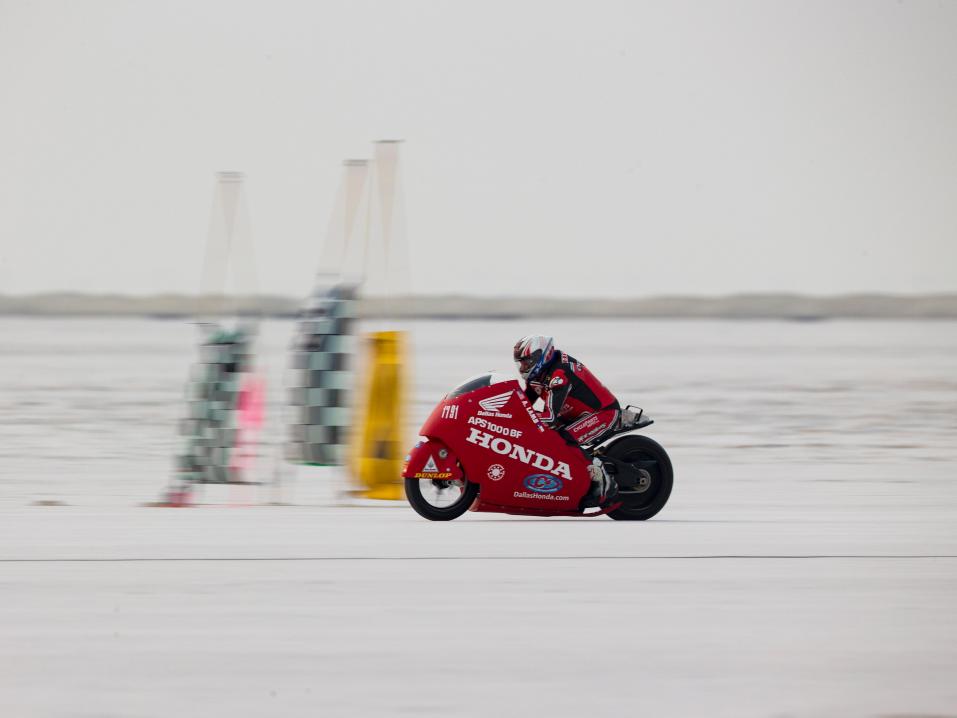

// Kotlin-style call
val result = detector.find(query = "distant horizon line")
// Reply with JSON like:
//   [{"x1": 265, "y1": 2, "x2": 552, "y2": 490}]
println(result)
[
  {"x1": 4, "y1": 289, "x2": 957, "y2": 300},
  {"x1": 2, "y1": 291, "x2": 957, "y2": 320}
]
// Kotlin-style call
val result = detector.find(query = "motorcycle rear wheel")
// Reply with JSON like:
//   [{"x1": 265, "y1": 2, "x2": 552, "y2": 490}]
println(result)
[
  {"x1": 405, "y1": 478, "x2": 479, "y2": 521},
  {"x1": 604, "y1": 435, "x2": 673, "y2": 521}
]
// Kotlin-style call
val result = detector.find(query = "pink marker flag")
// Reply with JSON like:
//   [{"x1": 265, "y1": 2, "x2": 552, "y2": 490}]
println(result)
[{"x1": 232, "y1": 374, "x2": 265, "y2": 477}]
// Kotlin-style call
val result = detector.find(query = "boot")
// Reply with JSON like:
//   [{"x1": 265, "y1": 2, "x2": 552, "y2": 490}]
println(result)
[
  {"x1": 587, "y1": 458, "x2": 618, "y2": 504},
  {"x1": 620, "y1": 407, "x2": 640, "y2": 428}
]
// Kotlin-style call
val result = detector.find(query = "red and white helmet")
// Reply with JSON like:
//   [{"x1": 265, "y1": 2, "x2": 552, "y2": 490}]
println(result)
[{"x1": 513, "y1": 335, "x2": 555, "y2": 382}]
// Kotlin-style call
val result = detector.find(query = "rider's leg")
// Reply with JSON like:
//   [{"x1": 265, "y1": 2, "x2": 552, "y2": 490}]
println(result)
[
  {"x1": 554, "y1": 416, "x2": 618, "y2": 506},
  {"x1": 564, "y1": 404, "x2": 621, "y2": 445},
  {"x1": 556, "y1": 420, "x2": 617, "y2": 504},
  {"x1": 556, "y1": 425, "x2": 591, "y2": 461}
]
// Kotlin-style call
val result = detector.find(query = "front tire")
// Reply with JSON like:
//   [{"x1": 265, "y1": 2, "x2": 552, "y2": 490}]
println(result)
[
  {"x1": 604, "y1": 435, "x2": 673, "y2": 521},
  {"x1": 404, "y1": 478, "x2": 479, "y2": 521}
]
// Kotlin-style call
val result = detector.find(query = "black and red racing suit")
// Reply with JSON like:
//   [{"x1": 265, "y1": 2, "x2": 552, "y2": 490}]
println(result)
[{"x1": 524, "y1": 352, "x2": 620, "y2": 445}]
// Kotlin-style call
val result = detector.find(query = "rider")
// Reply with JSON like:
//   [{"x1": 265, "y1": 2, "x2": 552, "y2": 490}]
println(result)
[{"x1": 513, "y1": 335, "x2": 620, "y2": 503}]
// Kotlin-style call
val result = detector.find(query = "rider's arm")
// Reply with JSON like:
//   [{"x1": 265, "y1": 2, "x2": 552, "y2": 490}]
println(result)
[{"x1": 540, "y1": 370, "x2": 572, "y2": 425}]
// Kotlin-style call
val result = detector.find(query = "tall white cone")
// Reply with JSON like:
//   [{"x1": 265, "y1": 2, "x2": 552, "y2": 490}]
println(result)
[
  {"x1": 363, "y1": 140, "x2": 410, "y2": 296},
  {"x1": 199, "y1": 171, "x2": 257, "y2": 316},
  {"x1": 319, "y1": 160, "x2": 371, "y2": 284}
]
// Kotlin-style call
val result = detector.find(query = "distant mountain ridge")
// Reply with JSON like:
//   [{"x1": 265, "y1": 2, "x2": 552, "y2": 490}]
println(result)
[{"x1": 2, "y1": 292, "x2": 957, "y2": 319}]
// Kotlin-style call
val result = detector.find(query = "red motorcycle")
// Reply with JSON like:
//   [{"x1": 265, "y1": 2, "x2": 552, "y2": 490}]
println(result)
[{"x1": 402, "y1": 372, "x2": 673, "y2": 521}]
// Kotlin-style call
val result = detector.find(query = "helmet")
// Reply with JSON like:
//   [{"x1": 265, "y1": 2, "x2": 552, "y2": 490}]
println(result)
[{"x1": 513, "y1": 335, "x2": 555, "y2": 383}]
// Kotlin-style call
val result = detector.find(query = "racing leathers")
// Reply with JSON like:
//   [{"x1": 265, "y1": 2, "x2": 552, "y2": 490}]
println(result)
[{"x1": 523, "y1": 351, "x2": 621, "y2": 446}]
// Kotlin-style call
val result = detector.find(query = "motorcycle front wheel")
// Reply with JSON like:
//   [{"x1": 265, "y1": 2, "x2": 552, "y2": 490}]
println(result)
[
  {"x1": 404, "y1": 478, "x2": 479, "y2": 521},
  {"x1": 605, "y1": 434, "x2": 673, "y2": 521}
]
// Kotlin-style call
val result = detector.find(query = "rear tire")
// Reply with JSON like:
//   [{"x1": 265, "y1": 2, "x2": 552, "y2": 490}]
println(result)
[
  {"x1": 404, "y1": 478, "x2": 479, "y2": 521},
  {"x1": 604, "y1": 435, "x2": 673, "y2": 521}
]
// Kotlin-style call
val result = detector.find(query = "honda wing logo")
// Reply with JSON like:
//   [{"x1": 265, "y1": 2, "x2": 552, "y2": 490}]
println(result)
[
  {"x1": 478, "y1": 391, "x2": 511, "y2": 412},
  {"x1": 477, "y1": 390, "x2": 513, "y2": 418}
]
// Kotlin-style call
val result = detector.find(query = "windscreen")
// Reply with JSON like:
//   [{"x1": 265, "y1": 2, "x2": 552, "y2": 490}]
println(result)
[{"x1": 446, "y1": 371, "x2": 513, "y2": 399}]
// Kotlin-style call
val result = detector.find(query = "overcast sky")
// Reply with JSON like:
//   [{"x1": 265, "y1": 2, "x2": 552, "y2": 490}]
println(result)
[{"x1": 1, "y1": 0, "x2": 955, "y2": 298}]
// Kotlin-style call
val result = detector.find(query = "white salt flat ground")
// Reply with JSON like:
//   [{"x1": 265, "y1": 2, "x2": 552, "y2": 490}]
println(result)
[
  {"x1": 3, "y1": 318, "x2": 957, "y2": 716},
  {"x1": 2, "y1": 462, "x2": 956, "y2": 718}
]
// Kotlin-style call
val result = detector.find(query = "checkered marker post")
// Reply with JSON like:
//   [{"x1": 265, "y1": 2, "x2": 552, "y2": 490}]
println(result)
[
  {"x1": 286, "y1": 283, "x2": 357, "y2": 466},
  {"x1": 174, "y1": 325, "x2": 254, "y2": 487}
]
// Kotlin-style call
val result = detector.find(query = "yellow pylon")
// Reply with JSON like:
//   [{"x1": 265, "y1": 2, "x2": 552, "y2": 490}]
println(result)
[{"x1": 350, "y1": 330, "x2": 407, "y2": 500}]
